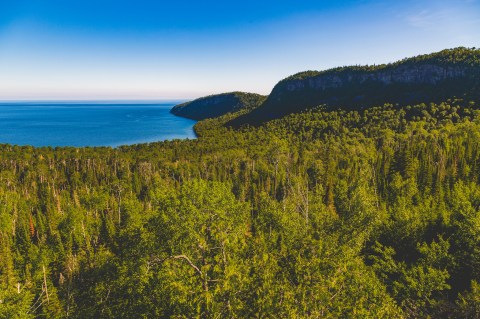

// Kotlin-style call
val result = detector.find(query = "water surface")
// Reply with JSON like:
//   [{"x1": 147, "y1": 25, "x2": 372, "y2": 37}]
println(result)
[{"x1": 0, "y1": 101, "x2": 196, "y2": 147}]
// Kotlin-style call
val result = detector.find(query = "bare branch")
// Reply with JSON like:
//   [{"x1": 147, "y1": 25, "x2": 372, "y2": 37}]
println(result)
[
  {"x1": 171, "y1": 255, "x2": 203, "y2": 276},
  {"x1": 151, "y1": 254, "x2": 203, "y2": 277}
]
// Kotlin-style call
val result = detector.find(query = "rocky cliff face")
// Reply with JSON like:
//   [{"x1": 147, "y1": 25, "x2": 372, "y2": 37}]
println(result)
[
  {"x1": 229, "y1": 48, "x2": 480, "y2": 127},
  {"x1": 171, "y1": 92, "x2": 266, "y2": 121},
  {"x1": 279, "y1": 64, "x2": 466, "y2": 93}
]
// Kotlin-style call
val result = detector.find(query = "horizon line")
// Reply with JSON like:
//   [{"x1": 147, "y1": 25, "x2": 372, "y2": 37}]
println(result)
[{"x1": 0, "y1": 99, "x2": 191, "y2": 103}]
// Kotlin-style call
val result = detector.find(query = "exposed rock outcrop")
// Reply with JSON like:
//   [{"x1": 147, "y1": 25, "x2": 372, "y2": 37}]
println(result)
[{"x1": 278, "y1": 64, "x2": 466, "y2": 92}]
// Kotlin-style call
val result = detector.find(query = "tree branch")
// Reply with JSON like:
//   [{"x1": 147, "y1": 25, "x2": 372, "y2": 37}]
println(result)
[
  {"x1": 152, "y1": 254, "x2": 203, "y2": 277},
  {"x1": 171, "y1": 255, "x2": 203, "y2": 276}
]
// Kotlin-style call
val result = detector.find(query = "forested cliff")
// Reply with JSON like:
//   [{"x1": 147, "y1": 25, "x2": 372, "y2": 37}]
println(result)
[
  {"x1": 1, "y1": 48, "x2": 480, "y2": 318},
  {"x1": 229, "y1": 47, "x2": 480, "y2": 126},
  {"x1": 170, "y1": 92, "x2": 266, "y2": 120}
]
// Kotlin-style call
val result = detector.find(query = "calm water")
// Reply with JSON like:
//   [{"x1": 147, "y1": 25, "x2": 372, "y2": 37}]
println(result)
[{"x1": 0, "y1": 102, "x2": 196, "y2": 147}]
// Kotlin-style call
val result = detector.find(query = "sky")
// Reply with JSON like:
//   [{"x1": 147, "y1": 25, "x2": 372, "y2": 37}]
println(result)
[{"x1": 0, "y1": 0, "x2": 479, "y2": 100}]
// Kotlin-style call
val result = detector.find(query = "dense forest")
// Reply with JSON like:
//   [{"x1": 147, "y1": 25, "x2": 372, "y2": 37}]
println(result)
[{"x1": 1, "y1": 48, "x2": 480, "y2": 318}]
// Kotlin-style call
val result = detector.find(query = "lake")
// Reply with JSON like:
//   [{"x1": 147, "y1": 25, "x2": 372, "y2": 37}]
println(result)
[{"x1": 0, "y1": 102, "x2": 197, "y2": 147}]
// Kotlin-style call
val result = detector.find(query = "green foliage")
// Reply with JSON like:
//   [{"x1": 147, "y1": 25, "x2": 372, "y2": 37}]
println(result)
[{"x1": 1, "y1": 88, "x2": 480, "y2": 317}]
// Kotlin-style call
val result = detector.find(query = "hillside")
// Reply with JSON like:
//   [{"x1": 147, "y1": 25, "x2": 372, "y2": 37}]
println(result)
[
  {"x1": 2, "y1": 48, "x2": 480, "y2": 319},
  {"x1": 170, "y1": 91, "x2": 266, "y2": 120},
  {"x1": 229, "y1": 47, "x2": 480, "y2": 126}
]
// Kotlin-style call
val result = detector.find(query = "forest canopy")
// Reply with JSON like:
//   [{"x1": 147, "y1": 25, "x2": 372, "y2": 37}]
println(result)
[{"x1": 1, "y1": 48, "x2": 480, "y2": 318}]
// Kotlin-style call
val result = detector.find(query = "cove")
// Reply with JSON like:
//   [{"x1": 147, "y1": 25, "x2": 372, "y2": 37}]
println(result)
[{"x1": 0, "y1": 101, "x2": 196, "y2": 147}]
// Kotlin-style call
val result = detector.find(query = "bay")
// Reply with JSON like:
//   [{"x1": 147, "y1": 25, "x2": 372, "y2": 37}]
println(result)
[{"x1": 0, "y1": 101, "x2": 196, "y2": 147}]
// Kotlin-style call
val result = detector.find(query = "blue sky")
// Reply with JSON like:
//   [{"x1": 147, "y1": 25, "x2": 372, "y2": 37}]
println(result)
[{"x1": 0, "y1": 0, "x2": 479, "y2": 100}]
